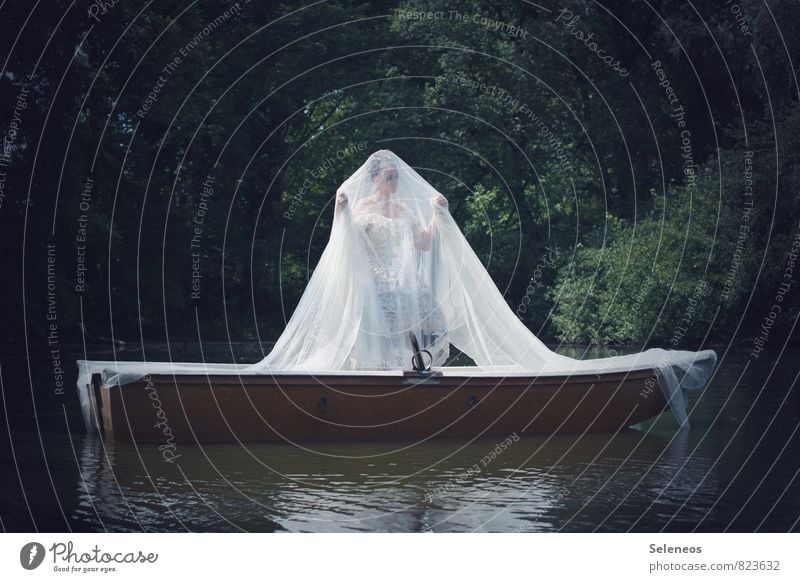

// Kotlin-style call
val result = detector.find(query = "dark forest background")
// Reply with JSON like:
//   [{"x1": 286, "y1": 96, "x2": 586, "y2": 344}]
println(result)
[{"x1": 2, "y1": 0, "x2": 798, "y2": 355}]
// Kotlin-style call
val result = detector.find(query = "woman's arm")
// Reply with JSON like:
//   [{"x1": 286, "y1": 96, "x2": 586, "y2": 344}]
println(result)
[
  {"x1": 334, "y1": 191, "x2": 348, "y2": 218},
  {"x1": 412, "y1": 194, "x2": 448, "y2": 251}
]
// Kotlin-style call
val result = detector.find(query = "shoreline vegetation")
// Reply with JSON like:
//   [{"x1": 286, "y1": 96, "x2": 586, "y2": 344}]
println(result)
[
  {"x1": 6, "y1": 337, "x2": 766, "y2": 356},
  {"x1": 3, "y1": 1, "x2": 798, "y2": 356}
]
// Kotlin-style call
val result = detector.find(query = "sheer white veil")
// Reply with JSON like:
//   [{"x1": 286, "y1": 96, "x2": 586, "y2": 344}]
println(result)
[
  {"x1": 74, "y1": 149, "x2": 716, "y2": 430},
  {"x1": 246, "y1": 149, "x2": 717, "y2": 426},
  {"x1": 247, "y1": 149, "x2": 448, "y2": 372}
]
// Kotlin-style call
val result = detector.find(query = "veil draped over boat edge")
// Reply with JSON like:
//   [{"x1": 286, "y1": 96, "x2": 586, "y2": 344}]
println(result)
[{"x1": 76, "y1": 150, "x2": 717, "y2": 430}]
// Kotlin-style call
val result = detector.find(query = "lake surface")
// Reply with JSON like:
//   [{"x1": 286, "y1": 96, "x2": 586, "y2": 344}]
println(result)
[{"x1": 1, "y1": 343, "x2": 798, "y2": 532}]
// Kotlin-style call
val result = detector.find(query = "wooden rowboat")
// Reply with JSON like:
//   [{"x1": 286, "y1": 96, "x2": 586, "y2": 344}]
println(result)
[{"x1": 81, "y1": 365, "x2": 668, "y2": 444}]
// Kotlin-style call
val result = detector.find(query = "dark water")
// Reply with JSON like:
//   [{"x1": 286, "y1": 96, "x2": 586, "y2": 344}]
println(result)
[{"x1": 1, "y1": 343, "x2": 799, "y2": 532}]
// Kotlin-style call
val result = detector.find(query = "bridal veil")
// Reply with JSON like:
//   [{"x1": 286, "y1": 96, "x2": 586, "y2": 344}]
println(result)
[
  {"x1": 77, "y1": 150, "x2": 716, "y2": 430},
  {"x1": 245, "y1": 150, "x2": 716, "y2": 426}
]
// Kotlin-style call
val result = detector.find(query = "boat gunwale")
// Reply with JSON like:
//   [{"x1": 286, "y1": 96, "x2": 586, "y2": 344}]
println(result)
[{"x1": 100, "y1": 367, "x2": 659, "y2": 389}]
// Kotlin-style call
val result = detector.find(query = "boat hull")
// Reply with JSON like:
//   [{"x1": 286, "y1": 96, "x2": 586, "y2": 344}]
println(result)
[{"x1": 87, "y1": 369, "x2": 668, "y2": 443}]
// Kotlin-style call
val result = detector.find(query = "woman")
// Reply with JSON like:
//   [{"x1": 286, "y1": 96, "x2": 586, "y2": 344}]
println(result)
[
  {"x1": 335, "y1": 151, "x2": 450, "y2": 369},
  {"x1": 336, "y1": 152, "x2": 446, "y2": 249}
]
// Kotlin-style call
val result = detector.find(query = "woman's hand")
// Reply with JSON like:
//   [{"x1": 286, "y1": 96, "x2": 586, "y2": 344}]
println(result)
[
  {"x1": 433, "y1": 193, "x2": 448, "y2": 209},
  {"x1": 334, "y1": 191, "x2": 349, "y2": 218}
]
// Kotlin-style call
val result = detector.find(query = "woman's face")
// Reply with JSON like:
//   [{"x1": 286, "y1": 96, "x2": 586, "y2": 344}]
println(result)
[{"x1": 373, "y1": 162, "x2": 399, "y2": 196}]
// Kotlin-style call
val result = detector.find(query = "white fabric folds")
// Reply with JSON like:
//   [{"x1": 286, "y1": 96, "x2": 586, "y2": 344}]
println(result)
[{"x1": 76, "y1": 150, "x2": 716, "y2": 432}]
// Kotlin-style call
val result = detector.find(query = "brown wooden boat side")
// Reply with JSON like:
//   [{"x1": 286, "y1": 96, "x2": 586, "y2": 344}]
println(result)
[{"x1": 95, "y1": 369, "x2": 667, "y2": 443}]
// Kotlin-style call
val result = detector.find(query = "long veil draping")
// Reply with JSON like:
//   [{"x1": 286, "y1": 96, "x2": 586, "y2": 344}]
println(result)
[
  {"x1": 76, "y1": 150, "x2": 716, "y2": 431},
  {"x1": 245, "y1": 150, "x2": 717, "y2": 426}
]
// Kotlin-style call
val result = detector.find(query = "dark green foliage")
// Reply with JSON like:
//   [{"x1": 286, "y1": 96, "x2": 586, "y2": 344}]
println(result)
[{"x1": 2, "y1": 0, "x2": 797, "y2": 349}]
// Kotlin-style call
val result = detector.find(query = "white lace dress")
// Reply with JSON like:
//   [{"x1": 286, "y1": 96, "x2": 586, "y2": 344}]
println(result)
[{"x1": 350, "y1": 206, "x2": 449, "y2": 369}]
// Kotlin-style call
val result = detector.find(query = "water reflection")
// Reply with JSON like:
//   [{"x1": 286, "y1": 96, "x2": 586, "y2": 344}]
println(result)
[
  {"x1": 5, "y1": 344, "x2": 797, "y2": 532},
  {"x1": 72, "y1": 428, "x2": 718, "y2": 532}
]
